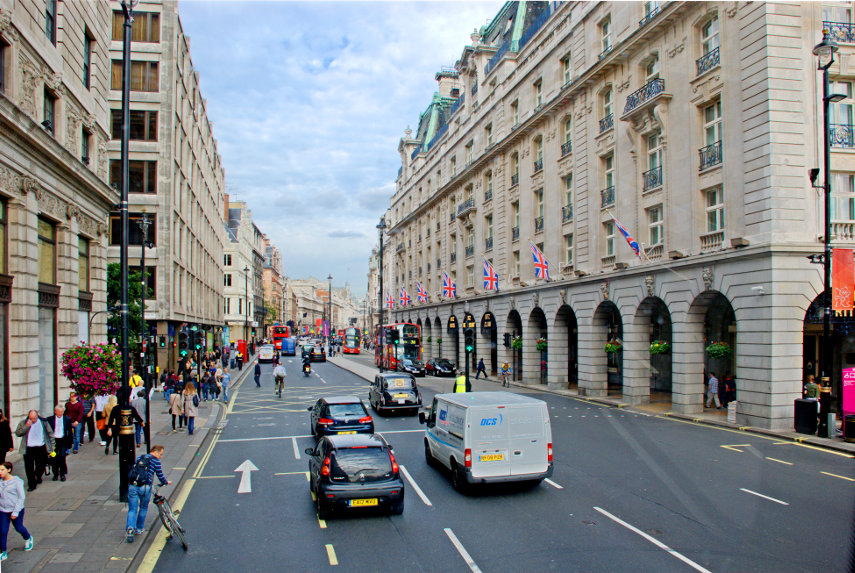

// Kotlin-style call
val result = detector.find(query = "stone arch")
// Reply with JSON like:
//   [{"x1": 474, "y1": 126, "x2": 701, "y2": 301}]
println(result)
[
  {"x1": 527, "y1": 307, "x2": 548, "y2": 384},
  {"x1": 434, "y1": 316, "x2": 443, "y2": 359},
  {"x1": 552, "y1": 305, "x2": 578, "y2": 389},
  {"x1": 593, "y1": 300, "x2": 623, "y2": 398},
  {"x1": 682, "y1": 291, "x2": 736, "y2": 413},
  {"x1": 506, "y1": 309, "x2": 523, "y2": 381},
  {"x1": 481, "y1": 311, "x2": 498, "y2": 375},
  {"x1": 422, "y1": 317, "x2": 433, "y2": 360},
  {"x1": 631, "y1": 297, "x2": 672, "y2": 405},
  {"x1": 447, "y1": 314, "x2": 460, "y2": 369}
]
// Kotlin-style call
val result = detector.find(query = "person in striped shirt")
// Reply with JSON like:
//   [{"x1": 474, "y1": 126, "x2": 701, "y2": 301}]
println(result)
[{"x1": 125, "y1": 445, "x2": 170, "y2": 543}]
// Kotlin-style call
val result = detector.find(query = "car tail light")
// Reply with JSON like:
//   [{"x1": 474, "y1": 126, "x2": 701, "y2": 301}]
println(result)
[
  {"x1": 464, "y1": 448, "x2": 472, "y2": 468},
  {"x1": 321, "y1": 456, "x2": 331, "y2": 476},
  {"x1": 358, "y1": 416, "x2": 372, "y2": 424},
  {"x1": 389, "y1": 450, "x2": 399, "y2": 474},
  {"x1": 547, "y1": 442, "x2": 553, "y2": 462},
  {"x1": 318, "y1": 418, "x2": 334, "y2": 425}
]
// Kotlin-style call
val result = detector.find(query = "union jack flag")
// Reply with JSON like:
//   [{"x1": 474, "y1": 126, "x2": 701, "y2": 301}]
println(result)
[
  {"x1": 442, "y1": 272, "x2": 456, "y2": 299},
  {"x1": 610, "y1": 212, "x2": 641, "y2": 258},
  {"x1": 385, "y1": 292, "x2": 394, "y2": 308},
  {"x1": 399, "y1": 287, "x2": 411, "y2": 307},
  {"x1": 529, "y1": 241, "x2": 550, "y2": 281},
  {"x1": 483, "y1": 258, "x2": 499, "y2": 291},
  {"x1": 416, "y1": 282, "x2": 427, "y2": 304}
]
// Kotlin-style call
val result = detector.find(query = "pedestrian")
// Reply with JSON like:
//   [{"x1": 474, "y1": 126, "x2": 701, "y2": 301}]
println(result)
[
  {"x1": 200, "y1": 371, "x2": 210, "y2": 401},
  {"x1": 0, "y1": 410, "x2": 12, "y2": 465},
  {"x1": 94, "y1": 393, "x2": 109, "y2": 445},
  {"x1": 804, "y1": 374, "x2": 820, "y2": 399},
  {"x1": 168, "y1": 388, "x2": 184, "y2": 432},
  {"x1": 213, "y1": 368, "x2": 222, "y2": 401},
  {"x1": 131, "y1": 389, "x2": 147, "y2": 448},
  {"x1": 454, "y1": 371, "x2": 467, "y2": 393},
  {"x1": 0, "y1": 461, "x2": 34, "y2": 561},
  {"x1": 106, "y1": 392, "x2": 142, "y2": 455},
  {"x1": 706, "y1": 372, "x2": 722, "y2": 409},
  {"x1": 254, "y1": 361, "x2": 262, "y2": 388},
  {"x1": 45, "y1": 405, "x2": 72, "y2": 481},
  {"x1": 14, "y1": 410, "x2": 54, "y2": 491},
  {"x1": 183, "y1": 383, "x2": 199, "y2": 435},
  {"x1": 274, "y1": 364, "x2": 287, "y2": 398},
  {"x1": 721, "y1": 372, "x2": 735, "y2": 408},
  {"x1": 475, "y1": 358, "x2": 488, "y2": 380},
  {"x1": 159, "y1": 369, "x2": 167, "y2": 390},
  {"x1": 81, "y1": 394, "x2": 96, "y2": 444},
  {"x1": 236, "y1": 351, "x2": 244, "y2": 370},
  {"x1": 125, "y1": 444, "x2": 170, "y2": 543},
  {"x1": 220, "y1": 368, "x2": 232, "y2": 403},
  {"x1": 500, "y1": 362, "x2": 511, "y2": 387},
  {"x1": 64, "y1": 391, "x2": 84, "y2": 454},
  {"x1": 129, "y1": 368, "x2": 143, "y2": 390}
]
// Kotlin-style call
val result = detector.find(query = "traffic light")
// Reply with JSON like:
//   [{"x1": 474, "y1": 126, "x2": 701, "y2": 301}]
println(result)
[
  {"x1": 503, "y1": 333, "x2": 511, "y2": 348},
  {"x1": 387, "y1": 328, "x2": 399, "y2": 345},
  {"x1": 159, "y1": 335, "x2": 166, "y2": 348},
  {"x1": 178, "y1": 331, "x2": 189, "y2": 357},
  {"x1": 193, "y1": 330, "x2": 203, "y2": 351},
  {"x1": 464, "y1": 328, "x2": 475, "y2": 353}
]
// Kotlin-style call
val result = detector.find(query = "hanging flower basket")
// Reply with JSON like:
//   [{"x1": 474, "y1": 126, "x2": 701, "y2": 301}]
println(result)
[
  {"x1": 535, "y1": 338, "x2": 548, "y2": 352},
  {"x1": 436, "y1": 337, "x2": 442, "y2": 345},
  {"x1": 705, "y1": 341, "x2": 732, "y2": 358},
  {"x1": 61, "y1": 343, "x2": 122, "y2": 397},
  {"x1": 426, "y1": 336, "x2": 432, "y2": 343},
  {"x1": 604, "y1": 339, "x2": 623, "y2": 354},
  {"x1": 649, "y1": 340, "x2": 671, "y2": 355},
  {"x1": 511, "y1": 336, "x2": 523, "y2": 350}
]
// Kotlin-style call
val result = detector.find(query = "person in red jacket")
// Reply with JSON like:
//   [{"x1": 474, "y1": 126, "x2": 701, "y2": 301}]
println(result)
[{"x1": 63, "y1": 392, "x2": 85, "y2": 454}]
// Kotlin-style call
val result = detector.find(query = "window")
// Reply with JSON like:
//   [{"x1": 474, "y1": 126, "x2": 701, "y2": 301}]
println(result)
[
  {"x1": 645, "y1": 54, "x2": 660, "y2": 82},
  {"x1": 601, "y1": 17, "x2": 612, "y2": 53},
  {"x1": 110, "y1": 160, "x2": 157, "y2": 193},
  {"x1": 485, "y1": 123, "x2": 493, "y2": 147},
  {"x1": 450, "y1": 156, "x2": 457, "y2": 176},
  {"x1": 563, "y1": 116, "x2": 572, "y2": 145},
  {"x1": 83, "y1": 31, "x2": 94, "y2": 89},
  {"x1": 604, "y1": 154, "x2": 615, "y2": 189},
  {"x1": 486, "y1": 215, "x2": 493, "y2": 239},
  {"x1": 111, "y1": 109, "x2": 158, "y2": 141},
  {"x1": 535, "y1": 189, "x2": 544, "y2": 218},
  {"x1": 512, "y1": 152, "x2": 520, "y2": 179},
  {"x1": 831, "y1": 81, "x2": 853, "y2": 125},
  {"x1": 112, "y1": 11, "x2": 160, "y2": 43},
  {"x1": 511, "y1": 99, "x2": 519, "y2": 126},
  {"x1": 704, "y1": 100, "x2": 722, "y2": 145},
  {"x1": 0, "y1": 39, "x2": 7, "y2": 94},
  {"x1": 602, "y1": 87, "x2": 613, "y2": 120},
  {"x1": 466, "y1": 227, "x2": 474, "y2": 249},
  {"x1": 705, "y1": 187, "x2": 724, "y2": 232},
  {"x1": 561, "y1": 53, "x2": 572, "y2": 85},
  {"x1": 0, "y1": 200, "x2": 6, "y2": 274},
  {"x1": 465, "y1": 141, "x2": 474, "y2": 165},
  {"x1": 534, "y1": 79, "x2": 543, "y2": 108},
  {"x1": 701, "y1": 16, "x2": 719, "y2": 55},
  {"x1": 465, "y1": 184, "x2": 474, "y2": 204},
  {"x1": 513, "y1": 251, "x2": 520, "y2": 276},
  {"x1": 38, "y1": 217, "x2": 56, "y2": 284},
  {"x1": 46, "y1": 0, "x2": 57, "y2": 44},
  {"x1": 467, "y1": 265, "x2": 474, "y2": 288},
  {"x1": 484, "y1": 171, "x2": 493, "y2": 199},
  {"x1": 647, "y1": 205, "x2": 663, "y2": 246},
  {"x1": 565, "y1": 234, "x2": 574, "y2": 266},
  {"x1": 78, "y1": 237, "x2": 90, "y2": 292},
  {"x1": 109, "y1": 213, "x2": 157, "y2": 246},
  {"x1": 225, "y1": 298, "x2": 231, "y2": 314},
  {"x1": 224, "y1": 274, "x2": 232, "y2": 287},
  {"x1": 647, "y1": 132, "x2": 662, "y2": 171},
  {"x1": 225, "y1": 254, "x2": 232, "y2": 266},
  {"x1": 644, "y1": 1, "x2": 660, "y2": 17},
  {"x1": 79, "y1": 128, "x2": 91, "y2": 165},
  {"x1": 831, "y1": 173, "x2": 855, "y2": 221},
  {"x1": 534, "y1": 136, "x2": 543, "y2": 163},
  {"x1": 512, "y1": 202, "x2": 520, "y2": 228},
  {"x1": 604, "y1": 221, "x2": 615, "y2": 256},
  {"x1": 111, "y1": 60, "x2": 159, "y2": 92},
  {"x1": 43, "y1": 88, "x2": 56, "y2": 135}
]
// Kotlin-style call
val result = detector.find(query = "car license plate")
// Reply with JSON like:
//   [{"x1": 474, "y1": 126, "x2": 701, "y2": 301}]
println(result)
[
  {"x1": 480, "y1": 453, "x2": 504, "y2": 462},
  {"x1": 348, "y1": 498, "x2": 378, "y2": 507},
  {"x1": 397, "y1": 399, "x2": 406, "y2": 404},
  {"x1": 338, "y1": 431, "x2": 356, "y2": 435}
]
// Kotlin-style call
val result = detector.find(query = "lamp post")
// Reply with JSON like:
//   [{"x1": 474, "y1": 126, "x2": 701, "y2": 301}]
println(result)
[
  {"x1": 327, "y1": 274, "x2": 333, "y2": 341},
  {"x1": 813, "y1": 31, "x2": 845, "y2": 438},
  {"x1": 136, "y1": 213, "x2": 154, "y2": 452},
  {"x1": 243, "y1": 265, "x2": 249, "y2": 347},
  {"x1": 377, "y1": 218, "x2": 386, "y2": 372}
]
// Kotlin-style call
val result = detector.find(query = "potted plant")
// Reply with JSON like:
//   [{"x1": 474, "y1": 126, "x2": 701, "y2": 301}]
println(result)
[
  {"x1": 511, "y1": 335, "x2": 523, "y2": 350},
  {"x1": 705, "y1": 341, "x2": 732, "y2": 358},
  {"x1": 436, "y1": 337, "x2": 442, "y2": 345},
  {"x1": 649, "y1": 340, "x2": 671, "y2": 355},
  {"x1": 61, "y1": 342, "x2": 122, "y2": 397},
  {"x1": 604, "y1": 339, "x2": 623, "y2": 354},
  {"x1": 426, "y1": 336, "x2": 432, "y2": 343},
  {"x1": 536, "y1": 337, "x2": 548, "y2": 352}
]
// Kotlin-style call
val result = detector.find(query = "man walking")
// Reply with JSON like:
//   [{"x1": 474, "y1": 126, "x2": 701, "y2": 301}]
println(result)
[
  {"x1": 14, "y1": 411, "x2": 54, "y2": 492},
  {"x1": 81, "y1": 394, "x2": 96, "y2": 444},
  {"x1": 475, "y1": 358, "x2": 488, "y2": 380},
  {"x1": 706, "y1": 372, "x2": 722, "y2": 409},
  {"x1": 220, "y1": 369, "x2": 231, "y2": 404},
  {"x1": 254, "y1": 361, "x2": 262, "y2": 388},
  {"x1": 46, "y1": 406, "x2": 72, "y2": 481},
  {"x1": 64, "y1": 392, "x2": 85, "y2": 454},
  {"x1": 125, "y1": 444, "x2": 170, "y2": 543}
]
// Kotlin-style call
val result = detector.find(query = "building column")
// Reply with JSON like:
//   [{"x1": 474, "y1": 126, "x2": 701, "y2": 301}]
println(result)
[
  {"x1": 522, "y1": 319, "x2": 541, "y2": 384},
  {"x1": 621, "y1": 317, "x2": 649, "y2": 405},
  {"x1": 547, "y1": 315, "x2": 568, "y2": 390},
  {"x1": 671, "y1": 310, "x2": 704, "y2": 416},
  {"x1": 578, "y1": 316, "x2": 607, "y2": 397}
]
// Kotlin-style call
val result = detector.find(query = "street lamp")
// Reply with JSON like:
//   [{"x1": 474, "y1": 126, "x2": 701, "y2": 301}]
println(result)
[
  {"x1": 377, "y1": 218, "x2": 386, "y2": 372},
  {"x1": 243, "y1": 265, "x2": 250, "y2": 346},
  {"x1": 327, "y1": 273, "x2": 333, "y2": 340},
  {"x1": 813, "y1": 30, "x2": 845, "y2": 438},
  {"x1": 135, "y1": 213, "x2": 155, "y2": 452}
]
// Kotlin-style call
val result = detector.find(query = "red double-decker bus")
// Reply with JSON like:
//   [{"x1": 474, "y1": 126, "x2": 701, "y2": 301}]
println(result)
[
  {"x1": 343, "y1": 327, "x2": 360, "y2": 354},
  {"x1": 374, "y1": 323, "x2": 421, "y2": 370},
  {"x1": 269, "y1": 325, "x2": 290, "y2": 352}
]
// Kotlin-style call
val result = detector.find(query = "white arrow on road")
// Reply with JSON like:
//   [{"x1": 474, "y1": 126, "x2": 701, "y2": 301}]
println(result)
[{"x1": 235, "y1": 459, "x2": 259, "y2": 493}]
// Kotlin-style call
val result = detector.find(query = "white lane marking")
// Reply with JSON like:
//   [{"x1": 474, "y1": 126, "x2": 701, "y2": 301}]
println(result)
[
  {"x1": 594, "y1": 507, "x2": 711, "y2": 573},
  {"x1": 544, "y1": 478, "x2": 563, "y2": 489},
  {"x1": 318, "y1": 376, "x2": 327, "y2": 384},
  {"x1": 234, "y1": 459, "x2": 259, "y2": 494},
  {"x1": 739, "y1": 488, "x2": 789, "y2": 506},
  {"x1": 217, "y1": 428, "x2": 425, "y2": 443},
  {"x1": 400, "y1": 465, "x2": 432, "y2": 506},
  {"x1": 444, "y1": 528, "x2": 482, "y2": 573},
  {"x1": 292, "y1": 436, "x2": 301, "y2": 460}
]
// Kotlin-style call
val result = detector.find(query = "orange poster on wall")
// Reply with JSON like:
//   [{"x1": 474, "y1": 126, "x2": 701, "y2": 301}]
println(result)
[{"x1": 832, "y1": 248, "x2": 854, "y2": 313}]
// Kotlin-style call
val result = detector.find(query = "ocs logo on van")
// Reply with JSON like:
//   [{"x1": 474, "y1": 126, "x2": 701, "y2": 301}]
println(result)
[{"x1": 480, "y1": 414, "x2": 503, "y2": 426}]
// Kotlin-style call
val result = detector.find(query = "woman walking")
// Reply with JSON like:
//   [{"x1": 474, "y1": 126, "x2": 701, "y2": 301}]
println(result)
[
  {"x1": 102, "y1": 396, "x2": 118, "y2": 455},
  {"x1": 0, "y1": 461, "x2": 34, "y2": 561},
  {"x1": 169, "y1": 387, "x2": 184, "y2": 432},
  {"x1": 183, "y1": 383, "x2": 199, "y2": 435}
]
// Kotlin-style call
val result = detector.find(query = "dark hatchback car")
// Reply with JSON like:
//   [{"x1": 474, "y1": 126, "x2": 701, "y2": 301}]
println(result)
[
  {"x1": 310, "y1": 345, "x2": 327, "y2": 362},
  {"x1": 305, "y1": 433, "x2": 404, "y2": 519},
  {"x1": 398, "y1": 358, "x2": 426, "y2": 377},
  {"x1": 369, "y1": 373, "x2": 422, "y2": 415},
  {"x1": 308, "y1": 396, "x2": 374, "y2": 438},
  {"x1": 425, "y1": 358, "x2": 455, "y2": 377}
]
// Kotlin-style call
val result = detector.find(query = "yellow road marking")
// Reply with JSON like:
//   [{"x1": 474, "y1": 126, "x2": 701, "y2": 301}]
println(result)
[
  {"x1": 765, "y1": 457, "x2": 793, "y2": 466},
  {"x1": 193, "y1": 432, "x2": 221, "y2": 478},
  {"x1": 721, "y1": 444, "x2": 751, "y2": 453},
  {"x1": 137, "y1": 478, "x2": 196, "y2": 573},
  {"x1": 326, "y1": 544, "x2": 338, "y2": 565},
  {"x1": 821, "y1": 471, "x2": 855, "y2": 482},
  {"x1": 318, "y1": 516, "x2": 327, "y2": 529},
  {"x1": 787, "y1": 442, "x2": 854, "y2": 458}
]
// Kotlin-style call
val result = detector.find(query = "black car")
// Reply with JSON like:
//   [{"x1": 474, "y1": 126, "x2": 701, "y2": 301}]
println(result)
[
  {"x1": 301, "y1": 344, "x2": 313, "y2": 359},
  {"x1": 308, "y1": 396, "x2": 374, "y2": 438},
  {"x1": 398, "y1": 358, "x2": 426, "y2": 377},
  {"x1": 305, "y1": 433, "x2": 404, "y2": 519},
  {"x1": 310, "y1": 345, "x2": 327, "y2": 362},
  {"x1": 369, "y1": 373, "x2": 422, "y2": 414},
  {"x1": 425, "y1": 358, "x2": 455, "y2": 377}
]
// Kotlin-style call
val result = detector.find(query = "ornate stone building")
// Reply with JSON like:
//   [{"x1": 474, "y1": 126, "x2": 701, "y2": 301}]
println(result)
[
  {"x1": 222, "y1": 197, "x2": 263, "y2": 345},
  {"x1": 386, "y1": 1, "x2": 851, "y2": 430},
  {"x1": 0, "y1": 0, "x2": 118, "y2": 416},
  {"x1": 262, "y1": 235, "x2": 285, "y2": 327}
]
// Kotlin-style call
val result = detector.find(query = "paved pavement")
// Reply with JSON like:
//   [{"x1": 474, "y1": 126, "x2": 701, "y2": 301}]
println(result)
[
  {"x1": 327, "y1": 354, "x2": 855, "y2": 456},
  {"x1": 2, "y1": 361, "x2": 253, "y2": 573}
]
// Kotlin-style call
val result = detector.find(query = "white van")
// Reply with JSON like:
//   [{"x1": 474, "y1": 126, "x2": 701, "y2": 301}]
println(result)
[{"x1": 419, "y1": 392, "x2": 553, "y2": 490}]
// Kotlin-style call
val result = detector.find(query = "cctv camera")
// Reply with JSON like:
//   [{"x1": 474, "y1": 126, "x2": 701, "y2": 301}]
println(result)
[{"x1": 809, "y1": 168, "x2": 820, "y2": 185}]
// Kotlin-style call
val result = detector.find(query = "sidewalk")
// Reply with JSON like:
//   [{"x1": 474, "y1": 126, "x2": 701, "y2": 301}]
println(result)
[
  {"x1": 328, "y1": 355, "x2": 855, "y2": 456},
  {"x1": 3, "y1": 361, "x2": 255, "y2": 573}
]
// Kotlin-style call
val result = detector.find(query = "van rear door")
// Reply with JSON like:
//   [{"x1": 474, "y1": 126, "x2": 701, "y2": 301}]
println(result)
[
  {"x1": 508, "y1": 404, "x2": 550, "y2": 476},
  {"x1": 468, "y1": 406, "x2": 511, "y2": 479}
]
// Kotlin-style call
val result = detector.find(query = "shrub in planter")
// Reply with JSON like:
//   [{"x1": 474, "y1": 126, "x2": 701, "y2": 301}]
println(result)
[
  {"x1": 61, "y1": 343, "x2": 122, "y2": 397},
  {"x1": 511, "y1": 336, "x2": 523, "y2": 350},
  {"x1": 705, "y1": 341, "x2": 732, "y2": 358},
  {"x1": 535, "y1": 338, "x2": 548, "y2": 352},
  {"x1": 649, "y1": 340, "x2": 671, "y2": 355},
  {"x1": 436, "y1": 337, "x2": 443, "y2": 345},
  {"x1": 426, "y1": 336, "x2": 432, "y2": 343}
]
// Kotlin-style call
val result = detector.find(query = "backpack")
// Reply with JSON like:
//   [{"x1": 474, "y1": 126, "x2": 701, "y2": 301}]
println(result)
[
  {"x1": 193, "y1": 394, "x2": 200, "y2": 407},
  {"x1": 128, "y1": 454, "x2": 151, "y2": 486}
]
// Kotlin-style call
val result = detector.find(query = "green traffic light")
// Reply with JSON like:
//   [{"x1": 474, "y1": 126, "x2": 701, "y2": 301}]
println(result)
[{"x1": 466, "y1": 345, "x2": 474, "y2": 353}]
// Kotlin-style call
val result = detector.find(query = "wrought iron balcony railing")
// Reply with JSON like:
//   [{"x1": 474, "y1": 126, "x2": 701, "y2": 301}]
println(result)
[
  {"x1": 643, "y1": 165, "x2": 663, "y2": 191},
  {"x1": 623, "y1": 78, "x2": 665, "y2": 115},
  {"x1": 561, "y1": 141, "x2": 572, "y2": 156},
  {"x1": 830, "y1": 123, "x2": 855, "y2": 148},
  {"x1": 823, "y1": 21, "x2": 855, "y2": 43},
  {"x1": 450, "y1": 252, "x2": 457, "y2": 263},
  {"x1": 465, "y1": 246, "x2": 474, "y2": 258},
  {"x1": 598, "y1": 45, "x2": 613, "y2": 61},
  {"x1": 601, "y1": 186, "x2": 615, "y2": 208},
  {"x1": 562, "y1": 205, "x2": 573, "y2": 223},
  {"x1": 485, "y1": 237, "x2": 493, "y2": 250},
  {"x1": 396, "y1": 243, "x2": 404, "y2": 253},
  {"x1": 696, "y1": 46, "x2": 720, "y2": 77},
  {"x1": 512, "y1": 226, "x2": 520, "y2": 241},
  {"x1": 484, "y1": 189, "x2": 493, "y2": 202},
  {"x1": 599, "y1": 113, "x2": 614, "y2": 134},
  {"x1": 534, "y1": 217, "x2": 544, "y2": 233},
  {"x1": 698, "y1": 140, "x2": 722, "y2": 171},
  {"x1": 639, "y1": 5, "x2": 661, "y2": 28},
  {"x1": 533, "y1": 159, "x2": 543, "y2": 173},
  {"x1": 457, "y1": 198, "x2": 475, "y2": 217},
  {"x1": 511, "y1": 173, "x2": 519, "y2": 187}
]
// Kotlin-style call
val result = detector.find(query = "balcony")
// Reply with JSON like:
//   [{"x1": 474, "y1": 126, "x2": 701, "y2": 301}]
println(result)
[
  {"x1": 471, "y1": 83, "x2": 478, "y2": 96},
  {"x1": 623, "y1": 78, "x2": 665, "y2": 116},
  {"x1": 450, "y1": 252, "x2": 457, "y2": 263},
  {"x1": 485, "y1": 236, "x2": 493, "y2": 250},
  {"x1": 561, "y1": 141, "x2": 572, "y2": 156},
  {"x1": 832, "y1": 221, "x2": 855, "y2": 240},
  {"x1": 601, "y1": 255, "x2": 616, "y2": 267},
  {"x1": 512, "y1": 226, "x2": 520, "y2": 241},
  {"x1": 562, "y1": 205, "x2": 573, "y2": 223},
  {"x1": 437, "y1": 258, "x2": 441, "y2": 268},
  {"x1": 449, "y1": 94, "x2": 465, "y2": 116},
  {"x1": 643, "y1": 165, "x2": 663, "y2": 191},
  {"x1": 696, "y1": 47, "x2": 720, "y2": 77},
  {"x1": 599, "y1": 114, "x2": 614, "y2": 134},
  {"x1": 457, "y1": 198, "x2": 475, "y2": 217},
  {"x1": 484, "y1": 189, "x2": 493, "y2": 202},
  {"x1": 449, "y1": 212, "x2": 455, "y2": 223},
  {"x1": 598, "y1": 45, "x2": 613, "y2": 61},
  {"x1": 830, "y1": 124, "x2": 855, "y2": 148},
  {"x1": 465, "y1": 246, "x2": 474, "y2": 258},
  {"x1": 645, "y1": 244, "x2": 663, "y2": 260},
  {"x1": 410, "y1": 146, "x2": 422, "y2": 160},
  {"x1": 700, "y1": 230, "x2": 724, "y2": 251},
  {"x1": 823, "y1": 21, "x2": 855, "y2": 43},
  {"x1": 639, "y1": 5, "x2": 661, "y2": 28},
  {"x1": 600, "y1": 186, "x2": 615, "y2": 208},
  {"x1": 534, "y1": 217, "x2": 544, "y2": 233},
  {"x1": 533, "y1": 159, "x2": 543, "y2": 173},
  {"x1": 485, "y1": 39, "x2": 511, "y2": 76},
  {"x1": 396, "y1": 243, "x2": 404, "y2": 253},
  {"x1": 511, "y1": 173, "x2": 519, "y2": 187},
  {"x1": 698, "y1": 140, "x2": 722, "y2": 171}
]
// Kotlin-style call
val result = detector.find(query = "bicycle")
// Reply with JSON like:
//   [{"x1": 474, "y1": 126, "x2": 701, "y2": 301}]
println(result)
[
  {"x1": 275, "y1": 376, "x2": 285, "y2": 398},
  {"x1": 152, "y1": 484, "x2": 188, "y2": 550}
]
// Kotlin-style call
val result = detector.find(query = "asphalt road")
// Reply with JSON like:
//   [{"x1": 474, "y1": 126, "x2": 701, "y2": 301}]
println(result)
[{"x1": 149, "y1": 357, "x2": 855, "y2": 573}]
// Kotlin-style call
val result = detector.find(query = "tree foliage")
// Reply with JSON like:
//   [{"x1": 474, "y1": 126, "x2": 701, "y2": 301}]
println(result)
[{"x1": 106, "y1": 262, "x2": 146, "y2": 360}]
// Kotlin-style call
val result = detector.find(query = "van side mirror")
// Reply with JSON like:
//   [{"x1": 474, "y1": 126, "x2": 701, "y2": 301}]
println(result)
[{"x1": 418, "y1": 411, "x2": 426, "y2": 424}]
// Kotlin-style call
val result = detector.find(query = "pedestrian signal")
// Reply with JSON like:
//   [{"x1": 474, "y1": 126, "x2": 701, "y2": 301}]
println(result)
[{"x1": 464, "y1": 328, "x2": 474, "y2": 353}]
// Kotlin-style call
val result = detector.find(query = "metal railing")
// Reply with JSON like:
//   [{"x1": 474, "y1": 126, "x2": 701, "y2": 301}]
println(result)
[
  {"x1": 396, "y1": 243, "x2": 404, "y2": 253},
  {"x1": 512, "y1": 226, "x2": 520, "y2": 241},
  {"x1": 601, "y1": 186, "x2": 615, "y2": 208},
  {"x1": 517, "y1": 5, "x2": 552, "y2": 52},
  {"x1": 511, "y1": 173, "x2": 519, "y2": 187},
  {"x1": 561, "y1": 141, "x2": 572, "y2": 156},
  {"x1": 830, "y1": 123, "x2": 855, "y2": 148},
  {"x1": 411, "y1": 146, "x2": 422, "y2": 160},
  {"x1": 457, "y1": 198, "x2": 475, "y2": 216},
  {"x1": 623, "y1": 78, "x2": 665, "y2": 115},
  {"x1": 485, "y1": 237, "x2": 493, "y2": 250},
  {"x1": 562, "y1": 205, "x2": 573, "y2": 223},
  {"x1": 449, "y1": 212, "x2": 455, "y2": 223},
  {"x1": 471, "y1": 83, "x2": 478, "y2": 96},
  {"x1": 645, "y1": 244, "x2": 663, "y2": 260},
  {"x1": 465, "y1": 246, "x2": 474, "y2": 258},
  {"x1": 698, "y1": 140, "x2": 722, "y2": 171},
  {"x1": 425, "y1": 122, "x2": 449, "y2": 152},
  {"x1": 533, "y1": 159, "x2": 543, "y2": 172},
  {"x1": 643, "y1": 165, "x2": 663, "y2": 191},
  {"x1": 484, "y1": 189, "x2": 493, "y2": 202},
  {"x1": 450, "y1": 252, "x2": 457, "y2": 263},
  {"x1": 639, "y1": 5, "x2": 661, "y2": 28},
  {"x1": 823, "y1": 21, "x2": 855, "y2": 43},
  {"x1": 599, "y1": 113, "x2": 614, "y2": 133},
  {"x1": 534, "y1": 217, "x2": 544, "y2": 233},
  {"x1": 696, "y1": 46, "x2": 719, "y2": 77},
  {"x1": 485, "y1": 39, "x2": 510, "y2": 76},
  {"x1": 598, "y1": 45, "x2": 613, "y2": 61},
  {"x1": 449, "y1": 94, "x2": 465, "y2": 116}
]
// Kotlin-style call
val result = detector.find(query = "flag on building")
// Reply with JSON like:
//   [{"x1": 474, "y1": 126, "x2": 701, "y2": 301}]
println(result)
[
  {"x1": 399, "y1": 287, "x2": 411, "y2": 307},
  {"x1": 610, "y1": 212, "x2": 642, "y2": 258},
  {"x1": 483, "y1": 258, "x2": 499, "y2": 291},
  {"x1": 416, "y1": 281, "x2": 427, "y2": 304},
  {"x1": 385, "y1": 292, "x2": 394, "y2": 308},
  {"x1": 832, "y1": 248, "x2": 854, "y2": 312},
  {"x1": 529, "y1": 241, "x2": 550, "y2": 281},
  {"x1": 442, "y1": 272, "x2": 456, "y2": 298}
]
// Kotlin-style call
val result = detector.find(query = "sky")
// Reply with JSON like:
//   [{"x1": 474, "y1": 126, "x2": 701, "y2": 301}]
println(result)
[{"x1": 178, "y1": 0, "x2": 502, "y2": 298}]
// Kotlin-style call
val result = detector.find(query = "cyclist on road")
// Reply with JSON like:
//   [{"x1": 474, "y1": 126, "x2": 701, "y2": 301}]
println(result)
[
  {"x1": 273, "y1": 365, "x2": 287, "y2": 398},
  {"x1": 125, "y1": 444, "x2": 170, "y2": 544}
]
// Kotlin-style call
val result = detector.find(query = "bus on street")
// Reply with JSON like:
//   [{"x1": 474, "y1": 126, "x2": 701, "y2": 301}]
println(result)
[
  {"x1": 374, "y1": 323, "x2": 421, "y2": 370},
  {"x1": 343, "y1": 327, "x2": 360, "y2": 354}
]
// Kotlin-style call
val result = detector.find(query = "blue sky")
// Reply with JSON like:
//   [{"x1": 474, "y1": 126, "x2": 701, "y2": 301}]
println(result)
[{"x1": 178, "y1": 1, "x2": 502, "y2": 297}]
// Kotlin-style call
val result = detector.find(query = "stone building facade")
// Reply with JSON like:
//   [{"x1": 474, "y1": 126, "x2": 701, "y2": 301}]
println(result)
[
  {"x1": 386, "y1": 1, "x2": 852, "y2": 430},
  {"x1": 0, "y1": 0, "x2": 118, "y2": 417},
  {"x1": 262, "y1": 235, "x2": 285, "y2": 326},
  {"x1": 222, "y1": 198, "x2": 262, "y2": 345}
]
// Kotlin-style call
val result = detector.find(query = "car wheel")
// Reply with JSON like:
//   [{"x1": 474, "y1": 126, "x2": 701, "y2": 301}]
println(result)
[
  {"x1": 316, "y1": 497, "x2": 330, "y2": 520},
  {"x1": 424, "y1": 439, "x2": 436, "y2": 468},
  {"x1": 451, "y1": 461, "x2": 468, "y2": 493},
  {"x1": 390, "y1": 501, "x2": 404, "y2": 515}
]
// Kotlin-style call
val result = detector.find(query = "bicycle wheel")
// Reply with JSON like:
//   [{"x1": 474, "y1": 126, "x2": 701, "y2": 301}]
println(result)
[
  {"x1": 168, "y1": 513, "x2": 188, "y2": 550},
  {"x1": 157, "y1": 503, "x2": 173, "y2": 534}
]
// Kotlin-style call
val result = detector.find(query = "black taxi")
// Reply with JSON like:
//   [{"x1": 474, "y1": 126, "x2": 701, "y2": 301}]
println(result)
[{"x1": 368, "y1": 372, "x2": 422, "y2": 415}]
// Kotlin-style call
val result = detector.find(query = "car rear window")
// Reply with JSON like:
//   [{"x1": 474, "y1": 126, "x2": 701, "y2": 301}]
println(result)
[
  {"x1": 330, "y1": 448, "x2": 393, "y2": 482},
  {"x1": 328, "y1": 403, "x2": 366, "y2": 418},
  {"x1": 436, "y1": 360, "x2": 452, "y2": 368},
  {"x1": 385, "y1": 377, "x2": 413, "y2": 389}
]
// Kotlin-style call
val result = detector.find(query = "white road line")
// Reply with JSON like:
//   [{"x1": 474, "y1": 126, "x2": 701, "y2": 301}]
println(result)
[
  {"x1": 400, "y1": 465, "x2": 432, "y2": 506},
  {"x1": 544, "y1": 478, "x2": 563, "y2": 489},
  {"x1": 594, "y1": 507, "x2": 711, "y2": 573},
  {"x1": 444, "y1": 528, "x2": 482, "y2": 573},
  {"x1": 219, "y1": 428, "x2": 424, "y2": 443},
  {"x1": 739, "y1": 488, "x2": 789, "y2": 506},
  {"x1": 292, "y1": 436, "x2": 301, "y2": 459}
]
